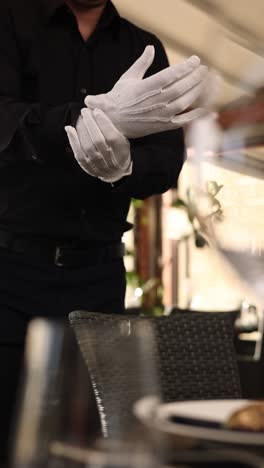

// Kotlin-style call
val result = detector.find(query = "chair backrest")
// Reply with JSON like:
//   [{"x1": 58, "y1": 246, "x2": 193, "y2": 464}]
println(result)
[{"x1": 69, "y1": 310, "x2": 241, "y2": 437}]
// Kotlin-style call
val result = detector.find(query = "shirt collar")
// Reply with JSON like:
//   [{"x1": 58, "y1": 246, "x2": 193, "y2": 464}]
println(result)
[
  {"x1": 41, "y1": 0, "x2": 63, "y2": 18},
  {"x1": 42, "y1": 0, "x2": 120, "y2": 29}
]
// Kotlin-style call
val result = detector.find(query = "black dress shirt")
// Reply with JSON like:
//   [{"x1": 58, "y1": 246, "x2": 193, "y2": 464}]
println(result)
[{"x1": 0, "y1": 0, "x2": 185, "y2": 241}]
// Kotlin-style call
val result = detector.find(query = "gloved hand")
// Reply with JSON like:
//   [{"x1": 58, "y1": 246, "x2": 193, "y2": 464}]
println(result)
[
  {"x1": 193, "y1": 70, "x2": 222, "y2": 109},
  {"x1": 65, "y1": 108, "x2": 132, "y2": 183},
  {"x1": 85, "y1": 46, "x2": 209, "y2": 138}
]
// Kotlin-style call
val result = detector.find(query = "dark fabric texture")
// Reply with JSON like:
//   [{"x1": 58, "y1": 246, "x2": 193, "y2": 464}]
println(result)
[
  {"x1": 0, "y1": 0, "x2": 185, "y2": 239},
  {"x1": 69, "y1": 310, "x2": 242, "y2": 438},
  {"x1": 0, "y1": 0, "x2": 185, "y2": 460},
  {"x1": 0, "y1": 249, "x2": 126, "y2": 344},
  {"x1": 0, "y1": 345, "x2": 24, "y2": 465}
]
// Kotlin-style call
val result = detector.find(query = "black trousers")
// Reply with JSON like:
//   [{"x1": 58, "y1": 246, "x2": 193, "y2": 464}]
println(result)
[{"x1": 0, "y1": 248, "x2": 126, "y2": 464}]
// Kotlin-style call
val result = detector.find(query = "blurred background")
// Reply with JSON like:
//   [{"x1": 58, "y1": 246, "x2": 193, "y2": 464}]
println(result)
[{"x1": 111, "y1": 0, "x2": 264, "y2": 315}]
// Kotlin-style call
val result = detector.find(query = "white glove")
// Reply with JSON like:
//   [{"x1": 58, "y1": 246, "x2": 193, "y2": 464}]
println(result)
[
  {"x1": 193, "y1": 70, "x2": 222, "y2": 109},
  {"x1": 65, "y1": 108, "x2": 132, "y2": 183},
  {"x1": 85, "y1": 46, "x2": 209, "y2": 138}
]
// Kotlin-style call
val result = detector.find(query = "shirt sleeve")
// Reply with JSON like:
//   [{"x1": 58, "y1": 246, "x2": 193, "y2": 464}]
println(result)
[
  {"x1": 113, "y1": 36, "x2": 186, "y2": 199},
  {"x1": 0, "y1": 6, "x2": 81, "y2": 163}
]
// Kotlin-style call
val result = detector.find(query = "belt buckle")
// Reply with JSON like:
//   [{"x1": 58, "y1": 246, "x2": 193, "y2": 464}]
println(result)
[{"x1": 55, "y1": 246, "x2": 64, "y2": 267}]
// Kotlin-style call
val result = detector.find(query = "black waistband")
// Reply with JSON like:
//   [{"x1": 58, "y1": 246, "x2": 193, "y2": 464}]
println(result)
[{"x1": 0, "y1": 230, "x2": 125, "y2": 267}]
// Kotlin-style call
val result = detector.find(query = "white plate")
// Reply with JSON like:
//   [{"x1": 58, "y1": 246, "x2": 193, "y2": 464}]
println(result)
[{"x1": 135, "y1": 398, "x2": 264, "y2": 446}]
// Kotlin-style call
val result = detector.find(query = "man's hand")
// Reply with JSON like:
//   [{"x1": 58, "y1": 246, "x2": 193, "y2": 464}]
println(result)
[
  {"x1": 65, "y1": 108, "x2": 132, "y2": 183},
  {"x1": 85, "y1": 46, "x2": 210, "y2": 138}
]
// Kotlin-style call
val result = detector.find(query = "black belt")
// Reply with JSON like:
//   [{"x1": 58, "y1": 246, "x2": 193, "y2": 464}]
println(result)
[{"x1": 0, "y1": 230, "x2": 125, "y2": 267}]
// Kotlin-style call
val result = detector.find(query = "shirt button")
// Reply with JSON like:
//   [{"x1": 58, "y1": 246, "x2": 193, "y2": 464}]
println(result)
[
  {"x1": 32, "y1": 154, "x2": 38, "y2": 161},
  {"x1": 66, "y1": 146, "x2": 73, "y2": 154},
  {"x1": 80, "y1": 88, "x2": 87, "y2": 95}
]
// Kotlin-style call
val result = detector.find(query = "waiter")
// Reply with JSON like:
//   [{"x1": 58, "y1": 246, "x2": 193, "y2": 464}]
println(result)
[{"x1": 0, "y1": 0, "x2": 209, "y2": 462}]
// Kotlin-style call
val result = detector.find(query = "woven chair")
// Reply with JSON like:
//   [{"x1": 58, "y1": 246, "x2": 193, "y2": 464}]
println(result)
[{"x1": 69, "y1": 310, "x2": 241, "y2": 438}]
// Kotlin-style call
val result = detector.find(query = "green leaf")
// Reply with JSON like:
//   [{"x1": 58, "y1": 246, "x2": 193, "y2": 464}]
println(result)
[
  {"x1": 125, "y1": 249, "x2": 135, "y2": 257},
  {"x1": 131, "y1": 198, "x2": 143, "y2": 209},
  {"x1": 211, "y1": 198, "x2": 221, "y2": 212},
  {"x1": 214, "y1": 210, "x2": 224, "y2": 222},
  {"x1": 172, "y1": 199, "x2": 187, "y2": 209},
  {"x1": 126, "y1": 271, "x2": 139, "y2": 284},
  {"x1": 152, "y1": 306, "x2": 165, "y2": 317},
  {"x1": 207, "y1": 181, "x2": 223, "y2": 196}
]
